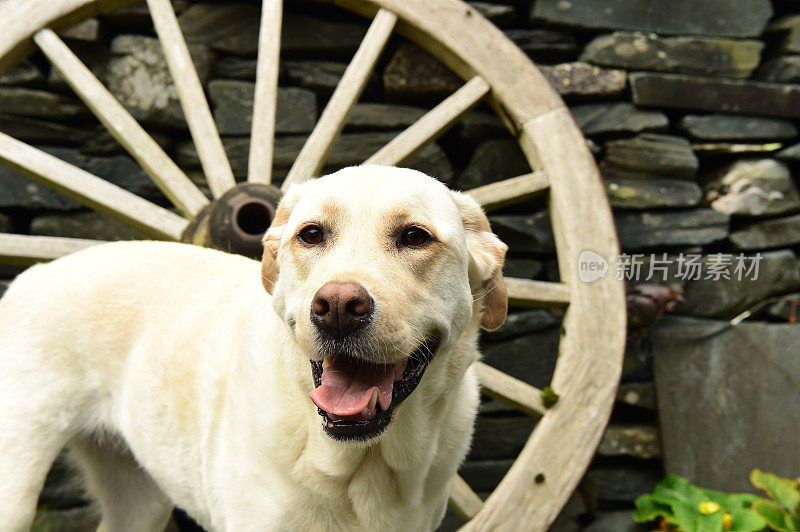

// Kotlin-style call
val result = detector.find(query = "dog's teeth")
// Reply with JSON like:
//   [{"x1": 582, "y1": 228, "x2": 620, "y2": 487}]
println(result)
[
  {"x1": 368, "y1": 389, "x2": 378, "y2": 411},
  {"x1": 322, "y1": 357, "x2": 332, "y2": 369},
  {"x1": 394, "y1": 360, "x2": 408, "y2": 380}
]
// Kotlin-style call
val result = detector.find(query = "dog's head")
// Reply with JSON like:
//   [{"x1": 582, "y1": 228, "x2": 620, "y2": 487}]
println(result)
[{"x1": 261, "y1": 166, "x2": 507, "y2": 441}]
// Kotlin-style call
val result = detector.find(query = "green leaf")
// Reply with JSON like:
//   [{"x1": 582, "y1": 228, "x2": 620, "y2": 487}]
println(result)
[
  {"x1": 751, "y1": 470, "x2": 800, "y2": 515},
  {"x1": 672, "y1": 500, "x2": 725, "y2": 532},
  {"x1": 652, "y1": 475, "x2": 709, "y2": 507},
  {"x1": 634, "y1": 494, "x2": 674, "y2": 523},
  {"x1": 751, "y1": 499, "x2": 800, "y2": 531},
  {"x1": 728, "y1": 507, "x2": 768, "y2": 532}
]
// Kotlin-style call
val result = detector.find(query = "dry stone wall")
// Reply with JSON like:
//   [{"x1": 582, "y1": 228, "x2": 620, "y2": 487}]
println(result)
[{"x1": 1, "y1": 0, "x2": 799, "y2": 530}]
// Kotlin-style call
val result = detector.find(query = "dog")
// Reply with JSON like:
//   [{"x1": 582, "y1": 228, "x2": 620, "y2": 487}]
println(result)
[{"x1": 0, "y1": 165, "x2": 507, "y2": 531}]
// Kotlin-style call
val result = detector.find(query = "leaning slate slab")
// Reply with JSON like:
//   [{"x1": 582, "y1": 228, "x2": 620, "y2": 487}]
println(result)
[
  {"x1": 631, "y1": 73, "x2": 800, "y2": 118},
  {"x1": 653, "y1": 316, "x2": 800, "y2": 492},
  {"x1": 532, "y1": 0, "x2": 772, "y2": 38},
  {"x1": 581, "y1": 32, "x2": 763, "y2": 79}
]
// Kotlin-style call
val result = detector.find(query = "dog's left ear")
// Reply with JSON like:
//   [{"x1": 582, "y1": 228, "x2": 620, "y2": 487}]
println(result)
[
  {"x1": 451, "y1": 192, "x2": 508, "y2": 331},
  {"x1": 261, "y1": 186, "x2": 303, "y2": 294}
]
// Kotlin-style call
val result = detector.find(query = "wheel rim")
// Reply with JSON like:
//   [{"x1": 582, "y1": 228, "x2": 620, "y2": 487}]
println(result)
[{"x1": 0, "y1": 1, "x2": 626, "y2": 529}]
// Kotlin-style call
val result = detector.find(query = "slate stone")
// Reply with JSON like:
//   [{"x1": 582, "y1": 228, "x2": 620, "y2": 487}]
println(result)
[
  {"x1": 539, "y1": 62, "x2": 626, "y2": 98},
  {"x1": 581, "y1": 32, "x2": 763, "y2": 78},
  {"x1": 605, "y1": 177, "x2": 702, "y2": 209},
  {"x1": 0, "y1": 214, "x2": 10, "y2": 234},
  {"x1": 31, "y1": 211, "x2": 147, "y2": 241},
  {"x1": 208, "y1": 80, "x2": 316, "y2": 135},
  {"x1": 0, "y1": 114, "x2": 91, "y2": 144},
  {"x1": 730, "y1": 214, "x2": 800, "y2": 250},
  {"x1": 631, "y1": 73, "x2": 800, "y2": 119},
  {"x1": 454, "y1": 111, "x2": 509, "y2": 144},
  {"x1": 601, "y1": 134, "x2": 698, "y2": 181},
  {"x1": 281, "y1": 12, "x2": 368, "y2": 59},
  {"x1": 488, "y1": 212, "x2": 555, "y2": 254},
  {"x1": 653, "y1": 316, "x2": 800, "y2": 492},
  {"x1": 584, "y1": 511, "x2": 647, "y2": 532},
  {"x1": 501, "y1": 258, "x2": 545, "y2": 280},
  {"x1": 214, "y1": 56, "x2": 257, "y2": 80},
  {"x1": 0, "y1": 87, "x2": 89, "y2": 119},
  {"x1": 48, "y1": 40, "x2": 109, "y2": 91},
  {"x1": 598, "y1": 425, "x2": 661, "y2": 459},
  {"x1": 483, "y1": 309, "x2": 560, "y2": 342},
  {"x1": 0, "y1": 280, "x2": 10, "y2": 300},
  {"x1": 178, "y1": 3, "x2": 260, "y2": 55},
  {"x1": 532, "y1": 0, "x2": 772, "y2": 38},
  {"x1": 384, "y1": 43, "x2": 463, "y2": 104},
  {"x1": 345, "y1": 103, "x2": 426, "y2": 130},
  {"x1": 31, "y1": 507, "x2": 101, "y2": 532},
  {"x1": 175, "y1": 133, "x2": 454, "y2": 184},
  {"x1": 80, "y1": 128, "x2": 172, "y2": 156},
  {"x1": 0, "y1": 147, "x2": 163, "y2": 210},
  {"x1": 60, "y1": 18, "x2": 101, "y2": 42},
  {"x1": 481, "y1": 326, "x2": 561, "y2": 390},
  {"x1": 767, "y1": 14, "x2": 800, "y2": 54},
  {"x1": 103, "y1": 1, "x2": 189, "y2": 33},
  {"x1": 571, "y1": 102, "x2": 668, "y2": 137},
  {"x1": 679, "y1": 250, "x2": 800, "y2": 318},
  {"x1": 705, "y1": 159, "x2": 800, "y2": 217},
  {"x1": 681, "y1": 114, "x2": 798, "y2": 141},
  {"x1": 777, "y1": 142, "x2": 800, "y2": 161},
  {"x1": 617, "y1": 382, "x2": 657, "y2": 410},
  {"x1": 283, "y1": 60, "x2": 347, "y2": 95},
  {"x1": 456, "y1": 139, "x2": 530, "y2": 189},
  {"x1": 757, "y1": 56, "x2": 800, "y2": 83},
  {"x1": 615, "y1": 209, "x2": 729, "y2": 250},
  {"x1": 0, "y1": 61, "x2": 45, "y2": 87},
  {"x1": 585, "y1": 467, "x2": 662, "y2": 504},
  {"x1": 504, "y1": 28, "x2": 578, "y2": 63},
  {"x1": 765, "y1": 292, "x2": 800, "y2": 322},
  {"x1": 467, "y1": 2, "x2": 516, "y2": 26},
  {"x1": 459, "y1": 459, "x2": 512, "y2": 491},
  {"x1": 692, "y1": 142, "x2": 784, "y2": 155},
  {"x1": 469, "y1": 414, "x2": 538, "y2": 460},
  {"x1": 105, "y1": 34, "x2": 213, "y2": 128}
]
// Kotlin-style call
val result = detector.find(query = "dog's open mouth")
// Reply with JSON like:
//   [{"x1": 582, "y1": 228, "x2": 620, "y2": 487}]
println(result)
[{"x1": 309, "y1": 337, "x2": 440, "y2": 440}]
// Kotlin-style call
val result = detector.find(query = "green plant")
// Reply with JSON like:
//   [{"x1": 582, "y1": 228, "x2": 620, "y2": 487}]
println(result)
[
  {"x1": 634, "y1": 475, "x2": 767, "y2": 532},
  {"x1": 749, "y1": 470, "x2": 800, "y2": 531}
]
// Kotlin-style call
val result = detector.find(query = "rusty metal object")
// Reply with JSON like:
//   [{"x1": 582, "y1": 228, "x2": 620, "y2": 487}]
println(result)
[{"x1": 181, "y1": 183, "x2": 282, "y2": 259}]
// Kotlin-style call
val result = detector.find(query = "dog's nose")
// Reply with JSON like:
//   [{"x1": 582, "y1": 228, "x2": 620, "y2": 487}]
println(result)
[{"x1": 310, "y1": 282, "x2": 373, "y2": 339}]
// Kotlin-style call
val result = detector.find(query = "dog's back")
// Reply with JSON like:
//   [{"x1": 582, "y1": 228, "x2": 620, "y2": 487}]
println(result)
[{"x1": 0, "y1": 241, "x2": 265, "y2": 531}]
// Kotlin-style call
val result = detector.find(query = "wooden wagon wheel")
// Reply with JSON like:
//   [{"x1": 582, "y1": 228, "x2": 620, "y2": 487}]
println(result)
[{"x1": 0, "y1": 0, "x2": 626, "y2": 529}]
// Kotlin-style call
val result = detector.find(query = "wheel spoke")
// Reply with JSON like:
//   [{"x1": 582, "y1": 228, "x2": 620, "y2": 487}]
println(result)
[
  {"x1": 466, "y1": 172, "x2": 549, "y2": 212},
  {"x1": 248, "y1": 0, "x2": 283, "y2": 185},
  {"x1": 282, "y1": 8, "x2": 397, "y2": 190},
  {"x1": 473, "y1": 362, "x2": 545, "y2": 418},
  {"x1": 449, "y1": 474, "x2": 483, "y2": 521},
  {"x1": 146, "y1": 0, "x2": 236, "y2": 198},
  {"x1": 505, "y1": 277, "x2": 570, "y2": 308},
  {"x1": 366, "y1": 76, "x2": 490, "y2": 166},
  {"x1": 0, "y1": 232, "x2": 104, "y2": 266},
  {"x1": 33, "y1": 29, "x2": 209, "y2": 217},
  {"x1": 0, "y1": 132, "x2": 188, "y2": 241}
]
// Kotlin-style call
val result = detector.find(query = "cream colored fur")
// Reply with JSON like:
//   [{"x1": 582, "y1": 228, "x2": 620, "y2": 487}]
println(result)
[{"x1": 0, "y1": 166, "x2": 506, "y2": 531}]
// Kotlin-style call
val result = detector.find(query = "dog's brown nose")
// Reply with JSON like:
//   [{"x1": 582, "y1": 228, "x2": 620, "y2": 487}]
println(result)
[{"x1": 311, "y1": 282, "x2": 373, "y2": 339}]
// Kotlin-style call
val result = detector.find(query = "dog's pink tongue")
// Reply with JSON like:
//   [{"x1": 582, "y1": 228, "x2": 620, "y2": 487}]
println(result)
[{"x1": 309, "y1": 357, "x2": 393, "y2": 416}]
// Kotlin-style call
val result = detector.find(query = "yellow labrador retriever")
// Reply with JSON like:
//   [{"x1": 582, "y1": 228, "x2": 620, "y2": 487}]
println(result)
[{"x1": 0, "y1": 165, "x2": 507, "y2": 531}]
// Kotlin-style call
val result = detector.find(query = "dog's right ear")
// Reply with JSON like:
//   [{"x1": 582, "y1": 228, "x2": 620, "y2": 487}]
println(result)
[{"x1": 261, "y1": 186, "x2": 302, "y2": 294}]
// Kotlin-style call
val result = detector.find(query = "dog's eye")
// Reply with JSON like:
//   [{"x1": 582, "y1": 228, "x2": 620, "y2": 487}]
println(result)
[
  {"x1": 400, "y1": 227, "x2": 431, "y2": 247},
  {"x1": 298, "y1": 225, "x2": 324, "y2": 245}
]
